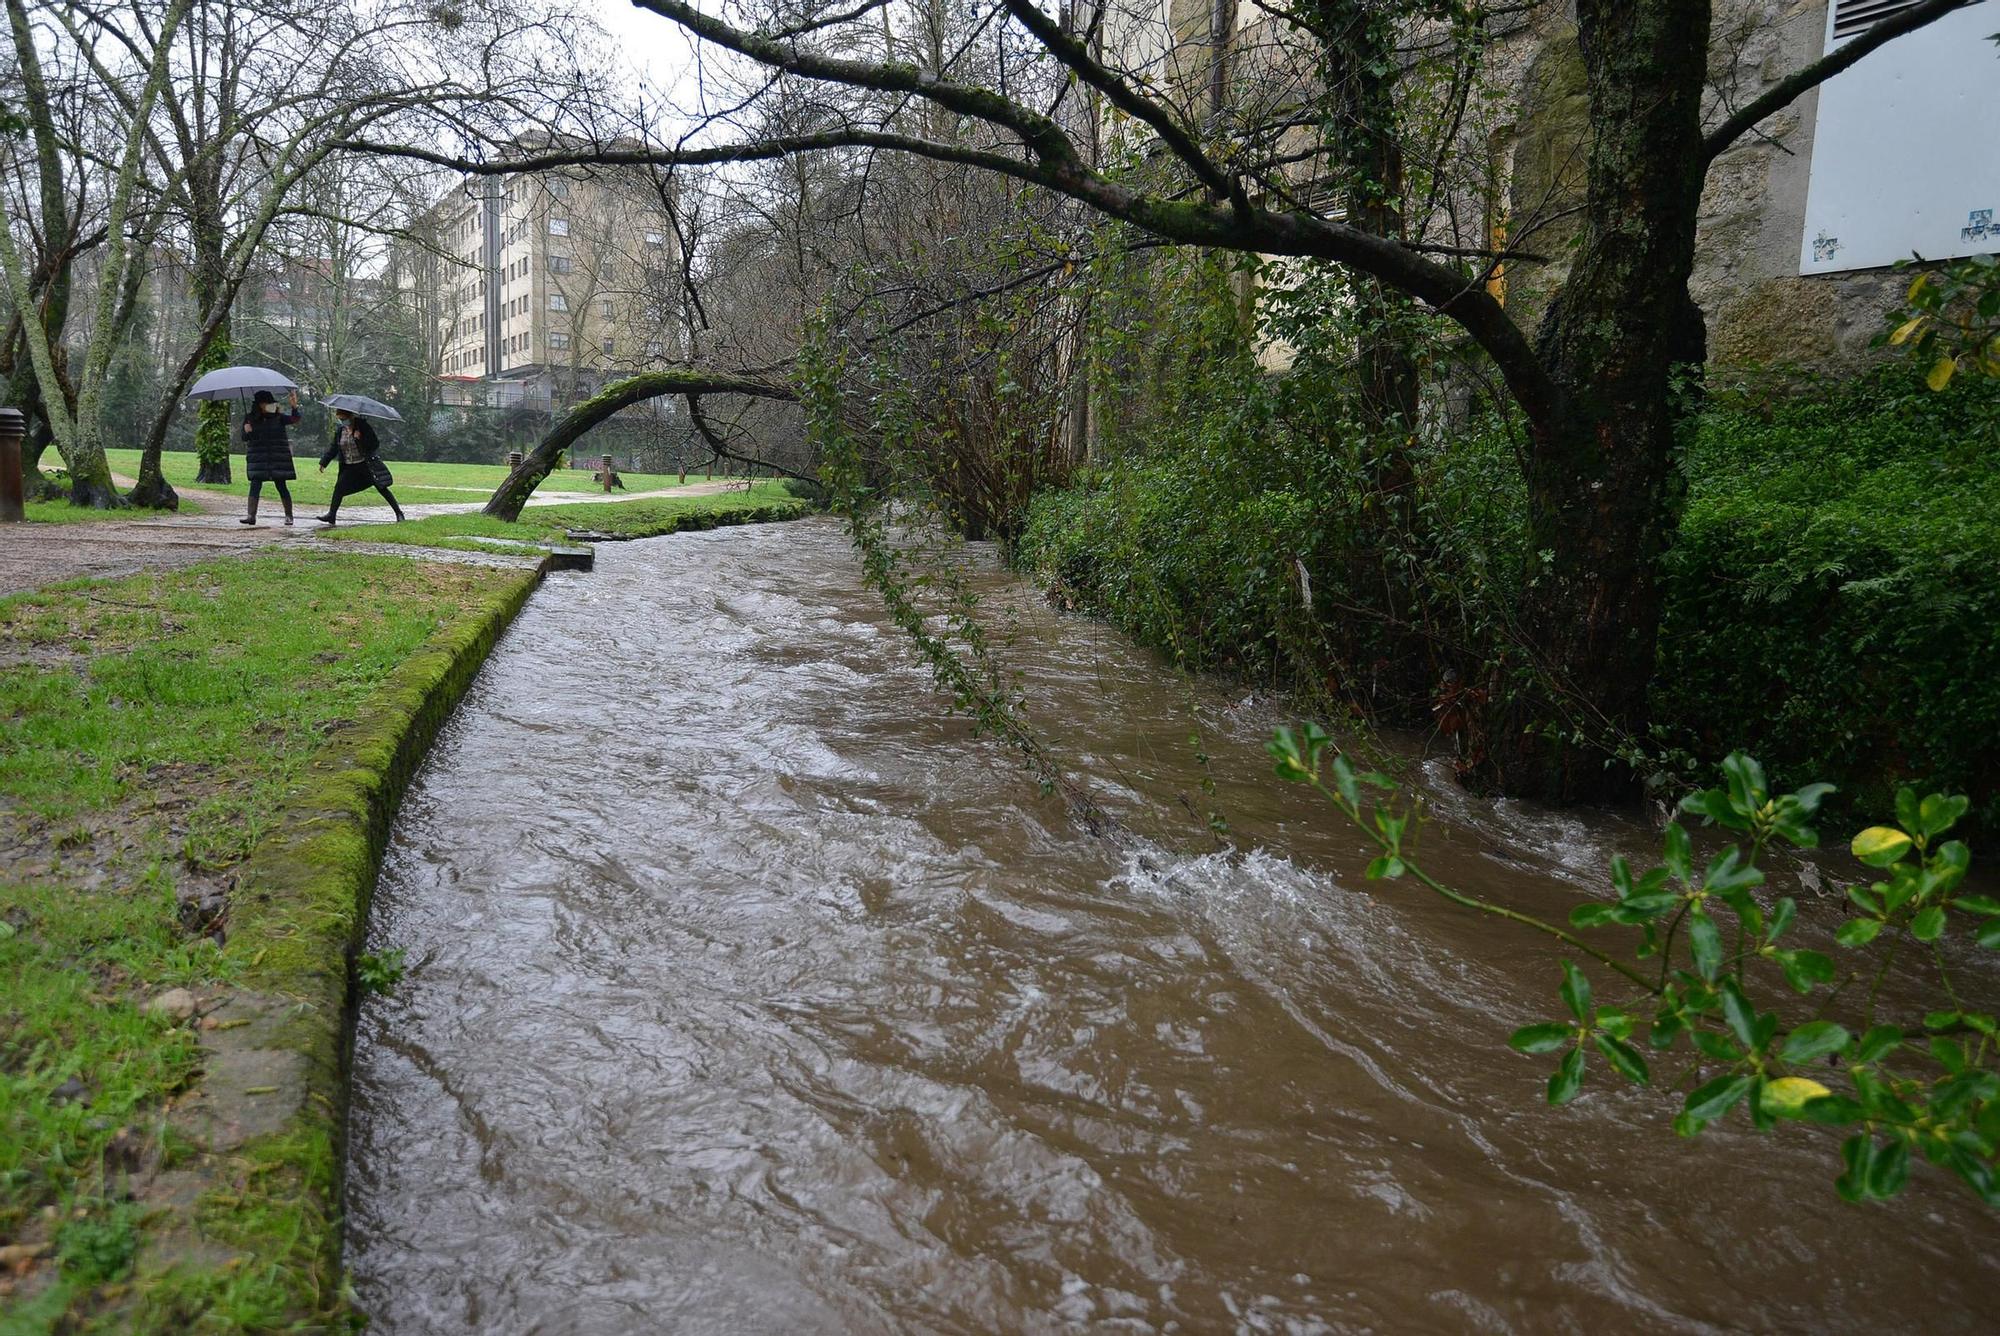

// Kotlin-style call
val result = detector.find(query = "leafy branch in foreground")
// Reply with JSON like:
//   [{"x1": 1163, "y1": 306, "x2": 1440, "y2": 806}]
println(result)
[
  {"x1": 1881, "y1": 253, "x2": 2000, "y2": 390},
  {"x1": 1270, "y1": 724, "x2": 1998, "y2": 1205}
]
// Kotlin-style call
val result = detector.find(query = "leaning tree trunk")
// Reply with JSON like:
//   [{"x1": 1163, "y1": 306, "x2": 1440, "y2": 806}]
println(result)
[
  {"x1": 1478, "y1": 0, "x2": 1711, "y2": 804},
  {"x1": 484, "y1": 369, "x2": 797, "y2": 521},
  {"x1": 125, "y1": 417, "x2": 181, "y2": 509}
]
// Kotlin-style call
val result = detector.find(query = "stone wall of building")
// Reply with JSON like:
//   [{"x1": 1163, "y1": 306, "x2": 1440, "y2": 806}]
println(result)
[{"x1": 1490, "y1": 1, "x2": 1906, "y2": 375}]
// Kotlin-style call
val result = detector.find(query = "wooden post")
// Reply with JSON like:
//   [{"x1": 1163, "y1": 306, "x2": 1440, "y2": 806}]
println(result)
[
  {"x1": 0, "y1": 408, "x2": 24, "y2": 522},
  {"x1": 507, "y1": 450, "x2": 523, "y2": 470},
  {"x1": 602, "y1": 452, "x2": 614, "y2": 493}
]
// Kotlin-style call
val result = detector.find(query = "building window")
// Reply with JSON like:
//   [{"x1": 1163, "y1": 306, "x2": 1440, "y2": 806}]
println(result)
[
  {"x1": 550, "y1": 332, "x2": 570, "y2": 350},
  {"x1": 645, "y1": 340, "x2": 664, "y2": 357},
  {"x1": 548, "y1": 293, "x2": 568, "y2": 312},
  {"x1": 602, "y1": 338, "x2": 615, "y2": 354},
  {"x1": 548, "y1": 217, "x2": 569, "y2": 236},
  {"x1": 598, "y1": 259, "x2": 616, "y2": 280},
  {"x1": 549, "y1": 255, "x2": 572, "y2": 274},
  {"x1": 599, "y1": 299, "x2": 614, "y2": 318},
  {"x1": 644, "y1": 230, "x2": 664, "y2": 246},
  {"x1": 548, "y1": 178, "x2": 570, "y2": 199}
]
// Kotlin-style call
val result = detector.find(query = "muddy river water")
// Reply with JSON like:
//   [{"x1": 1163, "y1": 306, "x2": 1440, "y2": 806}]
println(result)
[{"x1": 345, "y1": 519, "x2": 1995, "y2": 1334}]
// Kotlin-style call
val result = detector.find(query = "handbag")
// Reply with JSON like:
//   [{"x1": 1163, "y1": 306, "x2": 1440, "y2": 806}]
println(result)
[{"x1": 367, "y1": 456, "x2": 394, "y2": 488}]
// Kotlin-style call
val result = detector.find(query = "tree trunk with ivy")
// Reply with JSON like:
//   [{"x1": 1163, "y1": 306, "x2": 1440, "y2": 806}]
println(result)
[
  {"x1": 191, "y1": 334, "x2": 234, "y2": 486},
  {"x1": 1475, "y1": 0, "x2": 1710, "y2": 802},
  {"x1": 189, "y1": 194, "x2": 234, "y2": 485}
]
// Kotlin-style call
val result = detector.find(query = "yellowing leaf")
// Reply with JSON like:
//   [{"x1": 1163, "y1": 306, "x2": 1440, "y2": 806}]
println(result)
[
  {"x1": 1762, "y1": 1076, "x2": 1832, "y2": 1117},
  {"x1": 1927, "y1": 355, "x2": 1957, "y2": 392},
  {"x1": 1888, "y1": 315, "x2": 1925, "y2": 346},
  {"x1": 1851, "y1": 826, "x2": 1912, "y2": 866},
  {"x1": 1907, "y1": 273, "x2": 1928, "y2": 302}
]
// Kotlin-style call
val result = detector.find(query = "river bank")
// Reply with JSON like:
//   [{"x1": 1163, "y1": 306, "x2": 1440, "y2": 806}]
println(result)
[{"x1": 0, "y1": 492, "x2": 811, "y2": 1332}]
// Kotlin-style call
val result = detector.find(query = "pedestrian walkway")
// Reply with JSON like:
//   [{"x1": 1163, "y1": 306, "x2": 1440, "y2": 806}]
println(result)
[{"x1": 0, "y1": 476, "x2": 746, "y2": 596}]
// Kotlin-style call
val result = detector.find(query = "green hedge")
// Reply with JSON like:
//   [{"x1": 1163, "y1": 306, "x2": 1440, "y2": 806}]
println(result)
[{"x1": 1658, "y1": 369, "x2": 2000, "y2": 828}]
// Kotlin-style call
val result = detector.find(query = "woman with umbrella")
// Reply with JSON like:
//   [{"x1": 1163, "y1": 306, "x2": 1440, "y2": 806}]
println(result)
[
  {"x1": 316, "y1": 394, "x2": 405, "y2": 524},
  {"x1": 242, "y1": 389, "x2": 302, "y2": 525}
]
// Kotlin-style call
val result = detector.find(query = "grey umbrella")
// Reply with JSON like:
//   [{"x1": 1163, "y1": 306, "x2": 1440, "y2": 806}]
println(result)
[
  {"x1": 320, "y1": 393, "x2": 402, "y2": 421},
  {"x1": 186, "y1": 365, "x2": 299, "y2": 401}
]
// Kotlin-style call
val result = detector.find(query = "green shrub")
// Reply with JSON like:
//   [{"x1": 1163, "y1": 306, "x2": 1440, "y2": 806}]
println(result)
[
  {"x1": 1656, "y1": 366, "x2": 2000, "y2": 829},
  {"x1": 1026, "y1": 363, "x2": 1999, "y2": 827}
]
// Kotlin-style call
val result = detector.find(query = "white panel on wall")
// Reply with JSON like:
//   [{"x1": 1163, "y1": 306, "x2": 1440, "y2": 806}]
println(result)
[{"x1": 1800, "y1": 0, "x2": 2000, "y2": 275}]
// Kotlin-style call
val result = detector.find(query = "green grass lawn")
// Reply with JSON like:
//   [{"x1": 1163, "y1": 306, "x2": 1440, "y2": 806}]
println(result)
[
  {"x1": 0, "y1": 550, "x2": 537, "y2": 1332},
  {"x1": 102, "y1": 449, "x2": 718, "y2": 509},
  {"x1": 314, "y1": 482, "x2": 808, "y2": 551}
]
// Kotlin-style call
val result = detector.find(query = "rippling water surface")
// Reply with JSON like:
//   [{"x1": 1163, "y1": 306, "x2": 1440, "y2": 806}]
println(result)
[{"x1": 346, "y1": 518, "x2": 1995, "y2": 1334}]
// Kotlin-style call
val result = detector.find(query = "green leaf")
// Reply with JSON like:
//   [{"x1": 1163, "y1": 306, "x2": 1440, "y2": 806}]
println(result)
[
  {"x1": 1979, "y1": 919, "x2": 2000, "y2": 950},
  {"x1": 1766, "y1": 897, "x2": 1797, "y2": 943},
  {"x1": 1365, "y1": 854, "x2": 1406, "y2": 880},
  {"x1": 1835, "y1": 917, "x2": 1883, "y2": 948},
  {"x1": 1663, "y1": 821, "x2": 1693, "y2": 882},
  {"x1": 1569, "y1": 903, "x2": 1618, "y2": 928},
  {"x1": 1508, "y1": 1022, "x2": 1574, "y2": 1054},
  {"x1": 1612, "y1": 894, "x2": 1679, "y2": 923},
  {"x1": 1593, "y1": 1033, "x2": 1650, "y2": 1085},
  {"x1": 1895, "y1": 787, "x2": 1922, "y2": 833},
  {"x1": 1691, "y1": 1030, "x2": 1745, "y2": 1063},
  {"x1": 1721, "y1": 752, "x2": 1767, "y2": 815},
  {"x1": 1684, "y1": 1073, "x2": 1755, "y2": 1122},
  {"x1": 1760, "y1": 1076, "x2": 1833, "y2": 1117},
  {"x1": 1837, "y1": 1135, "x2": 1876, "y2": 1202},
  {"x1": 1329, "y1": 753, "x2": 1359, "y2": 806},
  {"x1": 1559, "y1": 960, "x2": 1592, "y2": 1021},
  {"x1": 1869, "y1": 1138, "x2": 1911, "y2": 1198},
  {"x1": 1702, "y1": 847, "x2": 1764, "y2": 895},
  {"x1": 1953, "y1": 895, "x2": 2000, "y2": 917},
  {"x1": 1609, "y1": 855, "x2": 1634, "y2": 898},
  {"x1": 1787, "y1": 782, "x2": 1836, "y2": 816},
  {"x1": 1798, "y1": 1093, "x2": 1866, "y2": 1125},
  {"x1": 1854, "y1": 1025, "x2": 1904, "y2": 1063},
  {"x1": 1548, "y1": 1047, "x2": 1585, "y2": 1105},
  {"x1": 1911, "y1": 906, "x2": 1947, "y2": 942},
  {"x1": 1776, "y1": 949, "x2": 1836, "y2": 994},
  {"x1": 1718, "y1": 980, "x2": 1759, "y2": 1050},
  {"x1": 1851, "y1": 826, "x2": 1913, "y2": 867},
  {"x1": 1918, "y1": 794, "x2": 1969, "y2": 838},
  {"x1": 1688, "y1": 909, "x2": 1723, "y2": 980},
  {"x1": 1780, "y1": 1021, "x2": 1851, "y2": 1063}
]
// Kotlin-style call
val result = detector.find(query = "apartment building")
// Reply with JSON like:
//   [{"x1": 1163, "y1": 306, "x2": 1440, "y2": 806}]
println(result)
[{"x1": 424, "y1": 151, "x2": 685, "y2": 408}]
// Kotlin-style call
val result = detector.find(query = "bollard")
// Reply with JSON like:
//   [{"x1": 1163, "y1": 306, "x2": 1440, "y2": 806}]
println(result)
[
  {"x1": 0, "y1": 408, "x2": 24, "y2": 522},
  {"x1": 601, "y1": 452, "x2": 614, "y2": 493},
  {"x1": 507, "y1": 450, "x2": 523, "y2": 470}
]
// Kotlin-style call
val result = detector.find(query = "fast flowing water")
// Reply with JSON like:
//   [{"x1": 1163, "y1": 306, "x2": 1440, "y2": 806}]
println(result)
[{"x1": 345, "y1": 518, "x2": 1996, "y2": 1334}]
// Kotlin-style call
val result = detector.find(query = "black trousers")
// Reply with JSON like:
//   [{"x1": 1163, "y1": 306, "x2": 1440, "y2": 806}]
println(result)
[{"x1": 248, "y1": 479, "x2": 291, "y2": 510}]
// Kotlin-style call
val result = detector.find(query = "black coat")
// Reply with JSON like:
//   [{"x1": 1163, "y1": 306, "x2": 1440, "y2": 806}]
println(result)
[
  {"x1": 241, "y1": 407, "x2": 300, "y2": 481},
  {"x1": 320, "y1": 418, "x2": 382, "y2": 491}
]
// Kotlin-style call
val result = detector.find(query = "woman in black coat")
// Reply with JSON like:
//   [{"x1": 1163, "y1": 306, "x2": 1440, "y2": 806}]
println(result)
[
  {"x1": 240, "y1": 389, "x2": 300, "y2": 525},
  {"x1": 315, "y1": 409, "x2": 405, "y2": 524}
]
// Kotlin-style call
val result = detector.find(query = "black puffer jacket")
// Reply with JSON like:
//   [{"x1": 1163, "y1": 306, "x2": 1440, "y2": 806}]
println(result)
[{"x1": 241, "y1": 406, "x2": 300, "y2": 481}]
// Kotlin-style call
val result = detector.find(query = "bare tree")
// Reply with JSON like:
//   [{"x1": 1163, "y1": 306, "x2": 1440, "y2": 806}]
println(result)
[{"x1": 357, "y1": 0, "x2": 1975, "y2": 802}]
